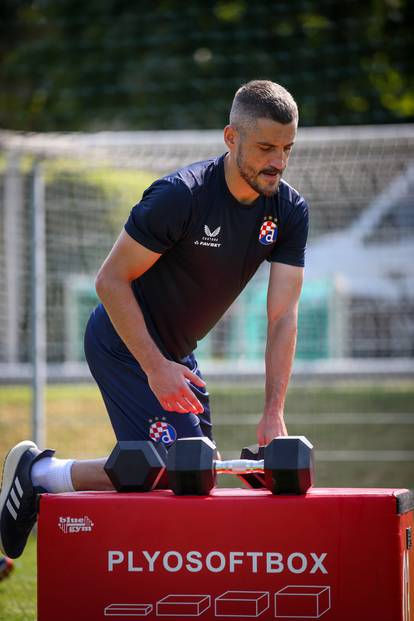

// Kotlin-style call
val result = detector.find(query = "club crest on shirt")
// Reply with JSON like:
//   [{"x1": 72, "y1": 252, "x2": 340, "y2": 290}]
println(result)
[
  {"x1": 259, "y1": 216, "x2": 278, "y2": 246},
  {"x1": 148, "y1": 417, "x2": 177, "y2": 445}
]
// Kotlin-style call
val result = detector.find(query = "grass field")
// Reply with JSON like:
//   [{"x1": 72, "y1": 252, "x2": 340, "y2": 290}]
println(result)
[
  {"x1": 0, "y1": 536, "x2": 36, "y2": 621},
  {"x1": 1, "y1": 381, "x2": 413, "y2": 485},
  {"x1": 0, "y1": 380, "x2": 413, "y2": 619}
]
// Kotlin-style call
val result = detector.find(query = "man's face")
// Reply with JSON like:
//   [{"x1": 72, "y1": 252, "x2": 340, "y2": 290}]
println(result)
[{"x1": 234, "y1": 118, "x2": 297, "y2": 197}]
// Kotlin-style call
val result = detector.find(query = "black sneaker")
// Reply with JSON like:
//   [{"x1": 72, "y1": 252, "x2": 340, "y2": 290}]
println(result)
[{"x1": 0, "y1": 441, "x2": 55, "y2": 559}]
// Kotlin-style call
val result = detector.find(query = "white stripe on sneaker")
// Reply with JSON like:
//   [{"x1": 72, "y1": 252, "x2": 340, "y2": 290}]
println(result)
[
  {"x1": 10, "y1": 488, "x2": 20, "y2": 509},
  {"x1": 14, "y1": 477, "x2": 23, "y2": 498},
  {"x1": 6, "y1": 499, "x2": 17, "y2": 520}
]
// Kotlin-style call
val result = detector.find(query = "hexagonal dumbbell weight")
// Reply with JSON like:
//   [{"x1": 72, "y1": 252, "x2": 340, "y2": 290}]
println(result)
[
  {"x1": 264, "y1": 436, "x2": 315, "y2": 494},
  {"x1": 104, "y1": 441, "x2": 166, "y2": 492},
  {"x1": 166, "y1": 436, "x2": 314, "y2": 495},
  {"x1": 166, "y1": 437, "x2": 218, "y2": 495}
]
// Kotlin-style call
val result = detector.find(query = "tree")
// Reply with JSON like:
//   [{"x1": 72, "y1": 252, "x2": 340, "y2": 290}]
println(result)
[{"x1": 0, "y1": 0, "x2": 413, "y2": 130}]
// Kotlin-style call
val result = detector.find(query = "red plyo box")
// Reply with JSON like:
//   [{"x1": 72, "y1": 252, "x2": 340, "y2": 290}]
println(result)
[
  {"x1": 215, "y1": 591, "x2": 269, "y2": 616},
  {"x1": 275, "y1": 585, "x2": 331, "y2": 618},
  {"x1": 104, "y1": 603, "x2": 153, "y2": 616},
  {"x1": 37, "y1": 488, "x2": 414, "y2": 621},
  {"x1": 156, "y1": 594, "x2": 211, "y2": 616}
]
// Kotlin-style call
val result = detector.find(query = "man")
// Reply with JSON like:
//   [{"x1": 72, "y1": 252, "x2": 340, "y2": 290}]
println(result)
[{"x1": 0, "y1": 80, "x2": 309, "y2": 560}]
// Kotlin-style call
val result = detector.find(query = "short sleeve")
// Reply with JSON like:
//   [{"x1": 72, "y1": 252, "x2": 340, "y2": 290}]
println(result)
[
  {"x1": 124, "y1": 178, "x2": 192, "y2": 253},
  {"x1": 268, "y1": 197, "x2": 309, "y2": 267}
]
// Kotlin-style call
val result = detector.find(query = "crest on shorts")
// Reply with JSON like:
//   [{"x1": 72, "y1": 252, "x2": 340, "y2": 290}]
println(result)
[
  {"x1": 148, "y1": 417, "x2": 177, "y2": 445},
  {"x1": 259, "y1": 216, "x2": 278, "y2": 246}
]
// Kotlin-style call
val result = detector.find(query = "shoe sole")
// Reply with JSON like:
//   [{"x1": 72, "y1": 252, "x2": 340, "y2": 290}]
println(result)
[{"x1": 0, "y1": 441, "x2": 37, "y2": 555}]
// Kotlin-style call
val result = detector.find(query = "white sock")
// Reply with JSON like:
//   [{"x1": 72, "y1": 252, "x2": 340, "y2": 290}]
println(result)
[{"x1": 31, "y1": 457, "x2": 75, "y2": 493}]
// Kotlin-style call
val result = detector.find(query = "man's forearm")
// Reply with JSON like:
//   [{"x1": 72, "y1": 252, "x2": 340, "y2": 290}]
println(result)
[
  {"x1": 95, "y1": 275, "x2": 205, "y2": 414},
  {"x1": 264, "y1": 310, "x2": 298, "y2": 417},
  {"x1": 95, "y1": 276, "x2": 164, "y2": 375}
]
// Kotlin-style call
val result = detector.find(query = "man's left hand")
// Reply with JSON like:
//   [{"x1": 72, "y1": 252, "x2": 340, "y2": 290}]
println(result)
[{"x1": 256, "y1": 414, "x2": 287, "y2": 446}]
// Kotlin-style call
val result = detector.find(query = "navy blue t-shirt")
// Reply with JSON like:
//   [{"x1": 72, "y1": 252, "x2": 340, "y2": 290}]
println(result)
[{"x1": 125, "y1": 154, "x2": 309, "y2": 361}]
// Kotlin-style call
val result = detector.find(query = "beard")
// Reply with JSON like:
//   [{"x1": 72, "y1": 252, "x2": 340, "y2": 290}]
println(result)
[{"x1": 236, "y1": 148, "x2": 283, "y2": 197}]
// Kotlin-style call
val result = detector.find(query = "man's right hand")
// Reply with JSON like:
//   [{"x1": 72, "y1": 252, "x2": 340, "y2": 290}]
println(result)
[{"x1": 146, "y1": 359, "x2": 206, "y2": 414}]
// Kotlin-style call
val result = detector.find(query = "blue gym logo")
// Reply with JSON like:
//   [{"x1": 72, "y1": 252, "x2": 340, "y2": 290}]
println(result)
[
  {"x1": 149, "y1": 420, "x2": 177, "y2": 445},
  {"x1": 259, "y1": 218, "x2": 278, "y2": 245}
]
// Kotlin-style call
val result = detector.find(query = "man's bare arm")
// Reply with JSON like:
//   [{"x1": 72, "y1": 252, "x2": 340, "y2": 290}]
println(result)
[
  {"x1": 95, "y1": 229, "x2": 205, "y2": 414},
  {"x1": 256, "y1": 262, "x2": 304, "y2": 445}
]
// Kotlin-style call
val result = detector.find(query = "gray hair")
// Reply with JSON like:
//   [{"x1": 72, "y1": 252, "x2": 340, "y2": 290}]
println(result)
[{"x1": 229, "y1": 80, "x2": 298, "y2": 129}]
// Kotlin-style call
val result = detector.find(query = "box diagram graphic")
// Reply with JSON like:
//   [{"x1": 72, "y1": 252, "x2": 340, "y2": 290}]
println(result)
[
  {"x1": 156, "y1": 594, "x2": 211, "y2": 616},
  {"x1": 275, "y1": 585, "x2": 331, "y2": 618},
  {"x1": 104, "y1": 603, "x2": 153, "y2": 616},
  {"x1": 215, "y1": 591, "x2": 269, "y2": 617}
]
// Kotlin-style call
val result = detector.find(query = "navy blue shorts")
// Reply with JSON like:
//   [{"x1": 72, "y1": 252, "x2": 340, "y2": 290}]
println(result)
[{"x1": 84, "y1": 304, "x2": 213, "y2": 446}]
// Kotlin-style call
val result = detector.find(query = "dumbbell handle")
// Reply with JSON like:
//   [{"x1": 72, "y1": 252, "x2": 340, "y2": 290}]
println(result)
[{"x1": 214, "y1": 459, "x2": 264, "y2": 475}]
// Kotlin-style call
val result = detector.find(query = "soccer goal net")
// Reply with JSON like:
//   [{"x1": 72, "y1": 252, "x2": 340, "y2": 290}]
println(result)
[{"x1": 0, "y1": 125, "x2": 413, "y2": 383}]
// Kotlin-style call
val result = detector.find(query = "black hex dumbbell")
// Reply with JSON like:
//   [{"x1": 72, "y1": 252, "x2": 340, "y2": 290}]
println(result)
[
  {"x1": 166, "y1": 436, "x2": 314, "y2": 496},
  {"x1": 104, "y1": 440, "x2": 167, "y2": 492},
  {"x1": 263, "y1": 436, "x2": 315, "y2": 495}
]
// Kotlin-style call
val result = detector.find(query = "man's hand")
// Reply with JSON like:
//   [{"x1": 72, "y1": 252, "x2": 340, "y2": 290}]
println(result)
[
  {"x1": 147, "y1": 359, "x2": 206, "y2": 414},
  {"x1": 256, "y1": 414, "x2": 287, "y2": 446}
]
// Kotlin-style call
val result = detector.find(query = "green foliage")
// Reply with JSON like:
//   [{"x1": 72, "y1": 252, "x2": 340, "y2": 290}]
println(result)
[{"x1": 0, "y1": 0, "x2": 412, "y2": 130}]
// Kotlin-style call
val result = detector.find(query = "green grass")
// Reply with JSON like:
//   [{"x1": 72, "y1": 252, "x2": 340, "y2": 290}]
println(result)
[
  {"x1": 0, "y1": 536, "x2": 36, "y2": 621},
  {"x1": 1, "y1": 381, "x2": 413, "y2": 486}
]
